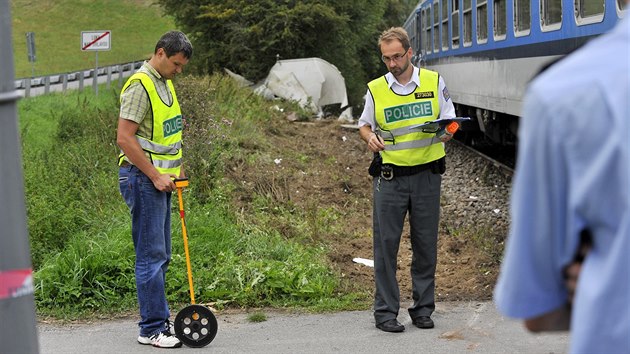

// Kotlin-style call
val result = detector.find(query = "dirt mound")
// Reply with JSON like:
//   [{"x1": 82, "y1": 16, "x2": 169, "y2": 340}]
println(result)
[{"x1": 226, "y1": 118, "x2": 509, "y2": 304}]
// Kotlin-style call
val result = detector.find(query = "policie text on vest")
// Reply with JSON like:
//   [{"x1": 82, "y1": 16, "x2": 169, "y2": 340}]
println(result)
[{"x1": 384, "y1": 102, "x2": 433, "y2": 123}]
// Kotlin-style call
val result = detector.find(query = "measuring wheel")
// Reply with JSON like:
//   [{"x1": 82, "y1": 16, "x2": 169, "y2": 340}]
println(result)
[
  {"x1": 174, "y1": 304, "x2": 218, "y2": 348},
  {"x1": 173, "y1": 179, "x2": 219, "y2": 347}
]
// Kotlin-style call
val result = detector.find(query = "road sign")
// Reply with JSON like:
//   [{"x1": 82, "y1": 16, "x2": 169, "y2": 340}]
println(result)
[
  {"x1": 26, "y1": 32, "x2": 35, "y2": 62},
  {"x1": 81, "y1": 30, "x2": 111, "y2": 51}
]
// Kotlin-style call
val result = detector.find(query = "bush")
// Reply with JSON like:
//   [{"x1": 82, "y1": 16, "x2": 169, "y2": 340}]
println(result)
[{"x1": 22, "y1": 93, "x2": 124, "y2": 269}]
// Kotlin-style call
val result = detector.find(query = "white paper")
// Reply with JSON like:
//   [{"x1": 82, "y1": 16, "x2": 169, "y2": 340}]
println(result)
[{"x1": 352, "y1": 257, "x2": 374, "y2": 267}]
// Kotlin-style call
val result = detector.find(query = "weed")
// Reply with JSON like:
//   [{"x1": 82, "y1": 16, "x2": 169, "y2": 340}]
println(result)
[
  {"x1": 247, "y1": 311, "x2": 267, "y2": 323},
  {"x1": 447, "y1": 224, "x2": 504, "y2": 265}
]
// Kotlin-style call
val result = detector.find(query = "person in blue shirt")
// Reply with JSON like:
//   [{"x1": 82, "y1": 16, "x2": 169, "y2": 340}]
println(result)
[{"x1": 494, "y1": 15, "x2": 630, "y2": 354}]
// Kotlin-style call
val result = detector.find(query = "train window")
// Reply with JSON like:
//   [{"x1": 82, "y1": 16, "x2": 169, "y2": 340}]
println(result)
[
  {"x1": 427, "y1": 9, "x2": 434, "y2": 54},
  {"x1": 514, "y1": 0, "x2": 531, "y2": 35},
  {"x1": 410, "y1": 19, "x2": 417, "y2": 55},
  {"x1": 493, "y1": 0, "x2": 507, "y2": 39},
  {"x1": 433, "y1": 2, "x2": 440, "y2": 52},
  {"x1": 575, "y1": 0, "x2": 605, "y2": 23},
  {"x1": 452, "y1": 0, "x2": 460, "y2": 48},
  {"x1": 463, "y1": 0, "x2": 473, "y2": 46},
  {"x1": 477, "y1": 0, "x2": 488, "y2": 43},
  {"x1": 442, "y1": 0, "x2": 449, "y2": 49},
  {"x1": 422, "y1": 9, "x2": 430, "y2": 54},
  {"x1": 414, "y1": 17, "x2": 420, "y2": 54},
  {"x1": 541, "y1": 0, "x2": 562, "y2": 30}
]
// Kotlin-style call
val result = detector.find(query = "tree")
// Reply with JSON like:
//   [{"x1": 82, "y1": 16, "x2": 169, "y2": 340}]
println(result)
[{"x1": 158, "y1": 0, "x2": 417, "y2": 108}]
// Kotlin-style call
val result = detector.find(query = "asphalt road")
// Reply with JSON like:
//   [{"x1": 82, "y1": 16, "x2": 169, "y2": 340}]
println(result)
[{"x1": 32, "y1": 301, "x2": 569, "y2": 354}]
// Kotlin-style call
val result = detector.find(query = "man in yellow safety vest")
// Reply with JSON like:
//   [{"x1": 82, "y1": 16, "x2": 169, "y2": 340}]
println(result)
[
  {"x1": 116, "y1": 30, "x2": 192, "y2": 349},
  {"x1": 359, "y1": 27, "x2": 456, "y2": 333}
]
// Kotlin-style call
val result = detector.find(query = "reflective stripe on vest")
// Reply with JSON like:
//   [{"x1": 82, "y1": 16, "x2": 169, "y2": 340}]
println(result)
[
  {"x1": 154, "y1": 158, "x2": 183, "y2": 169},
  {"x1": 136, "y1": 138, "x2": 182, "y2": 155},
  {"x1": 118, "y1": 72, "x2": 183, "y2": 176},
  {"x1": 384, "y1": 137, "x2": 438, "y2": 151},
  {"x1": 369, "y1": 69, "x2": 445, "y2": 166}
]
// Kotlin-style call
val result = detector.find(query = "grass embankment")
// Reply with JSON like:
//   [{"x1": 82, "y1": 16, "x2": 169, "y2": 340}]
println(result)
[
  {"x1": 21, "y1": 75, "x2": 367, "y2": 320},
  {"x1": 11, "y1": 0, "x2": 175, "y2": 78}
]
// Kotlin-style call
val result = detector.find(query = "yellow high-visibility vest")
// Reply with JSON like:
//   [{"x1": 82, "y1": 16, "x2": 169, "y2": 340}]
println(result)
[
  {"x1": 118, "y1": 73, "x2": 183, "y2": 176},
  {"x1": 369, "y1": 69, "x2": 445, "y2": 166}
]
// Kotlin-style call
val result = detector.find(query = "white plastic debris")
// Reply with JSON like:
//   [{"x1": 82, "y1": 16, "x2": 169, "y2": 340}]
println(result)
[
  {"x1": 469, "y1": 196, "x2": 478, "y2": 200},
  {"x1": 342, "y1": 136, "x2": 347, "y2": 142},
  {"x1": 493, "y1": 209, "x2": 501, "y2": 214},
  {"x1": 274, "y1": 158, "x2": 282, "y2": 165},
  {"x1": 353, "y1": 258, "x2": 374, "y2": 267}
]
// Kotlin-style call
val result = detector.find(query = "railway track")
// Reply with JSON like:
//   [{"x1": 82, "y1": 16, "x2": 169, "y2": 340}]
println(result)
[{"x1": 451, "y1": 139, "x2": 515, "y2": 176}]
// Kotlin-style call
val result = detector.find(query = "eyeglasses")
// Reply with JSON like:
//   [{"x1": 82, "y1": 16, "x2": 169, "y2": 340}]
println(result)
[{"x1": 381, "y1": 50, "x2": 408, "y2": 63}]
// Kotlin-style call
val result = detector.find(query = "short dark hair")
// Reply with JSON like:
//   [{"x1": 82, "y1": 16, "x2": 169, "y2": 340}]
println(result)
[
  {"x1": 378, "y1": 27, "x2": 411, "y2": 51},
  {"x1": 155, "y1": 30, "x2": 193, "y2": 59}
]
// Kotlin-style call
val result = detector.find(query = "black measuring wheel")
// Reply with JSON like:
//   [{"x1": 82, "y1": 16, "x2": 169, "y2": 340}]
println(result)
[{"x1": 174, "y1": 304, "x2": 218, "y2": 348}]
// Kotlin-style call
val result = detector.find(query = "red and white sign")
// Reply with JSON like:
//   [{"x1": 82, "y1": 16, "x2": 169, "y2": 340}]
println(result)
[
  {"x1": 0, "y1": 268, "x2": 33, "y2": 300},
  {"x1": 81, "y1": 30, "x2": 111, "y2": 51}
]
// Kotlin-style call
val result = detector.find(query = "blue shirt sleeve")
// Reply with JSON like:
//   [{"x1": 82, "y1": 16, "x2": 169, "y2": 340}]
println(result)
[{"x1": 494, "y1": 85, "x2": 578, "y2": 318}]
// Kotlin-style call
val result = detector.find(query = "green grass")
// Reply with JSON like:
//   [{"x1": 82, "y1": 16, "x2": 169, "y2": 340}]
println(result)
[
  {"x1": 19, "y1": 87, "x2": 124, "y2": 270},
  {"x1": 247, "y1": 311, "x2": 268, "y2": 323},
  {"x1": 18, "y1": 87, "x2": 118, "y2": 149},
  {"x1": 11, "y1": 0, "x2": 176, "y2": 78}
]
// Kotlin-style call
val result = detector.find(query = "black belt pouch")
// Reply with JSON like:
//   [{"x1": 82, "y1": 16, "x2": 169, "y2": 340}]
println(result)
[
  {"x1": 430, "y1": 156, "x2": 446, "y2": 175},
  {"x1": 368, "y1": 153, "x2": 382, "y2": 177}
]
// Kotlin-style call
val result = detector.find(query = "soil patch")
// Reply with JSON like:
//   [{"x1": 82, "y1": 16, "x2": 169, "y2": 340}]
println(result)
[{"x1": 226, "y1": 118, "x2": 509, "y2": 305}]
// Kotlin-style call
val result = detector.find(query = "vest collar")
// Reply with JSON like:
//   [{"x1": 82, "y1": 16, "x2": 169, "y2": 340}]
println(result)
[
  {"x1": 142, "y1": 61, "x2": 166, "y2": 83},
  {"x1": 385, "y1": 65, "x2": 420, "y2": 90}
]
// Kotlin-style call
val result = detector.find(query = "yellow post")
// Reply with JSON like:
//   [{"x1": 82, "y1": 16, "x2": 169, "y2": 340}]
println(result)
[{"x1": 175, "y1": 179, "x2": 195, "y2": 305}]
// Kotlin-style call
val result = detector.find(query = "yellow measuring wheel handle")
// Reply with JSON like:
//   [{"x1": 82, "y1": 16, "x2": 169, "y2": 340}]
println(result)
[
  {"x1": 174, "y1": 179, "x2": 189, "y2": 188},
  {"x1": 174, "y1": 178, "x2": 196, "y2": 305}
]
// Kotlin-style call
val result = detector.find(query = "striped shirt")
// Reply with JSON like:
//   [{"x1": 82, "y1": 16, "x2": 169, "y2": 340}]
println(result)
[{"x1": 119, "y1": 61, "x2": 173, "y2": 139}]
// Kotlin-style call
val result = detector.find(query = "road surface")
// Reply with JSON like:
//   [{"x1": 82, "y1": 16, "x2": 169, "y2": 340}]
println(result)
[{"x1": 35, "y1": 301, "x2": 569, "y2": 354}]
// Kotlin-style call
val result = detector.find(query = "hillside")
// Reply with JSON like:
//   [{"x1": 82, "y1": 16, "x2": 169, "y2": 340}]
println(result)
[{"x1": 11, "y1": 0, "x2": 175, "y2": 78}]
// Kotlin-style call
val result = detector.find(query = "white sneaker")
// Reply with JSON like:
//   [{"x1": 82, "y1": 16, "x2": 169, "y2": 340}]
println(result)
[
  {"x1": 138, "y1": 330, "x2": 182, "y2": 348},
  {"x1": 166, "y1": 319, "x2": 175, "y2": 335}
]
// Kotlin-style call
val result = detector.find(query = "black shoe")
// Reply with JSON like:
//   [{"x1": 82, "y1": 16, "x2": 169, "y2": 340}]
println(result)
[
  {"x1": 412, "y1": 316, "x2": 434, "y2": 329},
  {"x1": 376, "y1": 319, "x2": 405, "y2": 333}
]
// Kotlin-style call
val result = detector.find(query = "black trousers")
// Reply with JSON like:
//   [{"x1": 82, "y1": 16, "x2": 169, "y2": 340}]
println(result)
[{"x1": 372, "y1": 169, "x2": 441, "y2": 324}]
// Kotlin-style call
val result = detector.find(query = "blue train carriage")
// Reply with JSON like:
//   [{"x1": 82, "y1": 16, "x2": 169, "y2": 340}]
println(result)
[{"x1": 404, "y1": 0, "x2": 626, "y2": 145}]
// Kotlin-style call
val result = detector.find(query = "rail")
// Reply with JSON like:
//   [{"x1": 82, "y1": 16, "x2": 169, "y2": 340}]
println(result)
[
  {"x1": 14, "y1": 60, "x2": 144, "y2": 98},
  {"x1": 451, "y1": 139, "x2": 515, "y2": 176}
]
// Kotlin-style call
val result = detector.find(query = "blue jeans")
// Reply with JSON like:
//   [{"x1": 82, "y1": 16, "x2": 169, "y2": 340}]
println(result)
[{"x1": 119, "y1": 165, "x2": 171, "y2": 337}]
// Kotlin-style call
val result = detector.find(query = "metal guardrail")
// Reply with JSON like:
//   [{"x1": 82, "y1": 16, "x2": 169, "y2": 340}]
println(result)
[{"x1": 14, "y1": 61, "x2": 144, "y2": 97}]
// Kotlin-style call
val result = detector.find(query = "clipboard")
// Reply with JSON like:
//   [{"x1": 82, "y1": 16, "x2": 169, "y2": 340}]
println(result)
[{"x1": 407, "y1": 117, "x2": 471, "y2": 132}]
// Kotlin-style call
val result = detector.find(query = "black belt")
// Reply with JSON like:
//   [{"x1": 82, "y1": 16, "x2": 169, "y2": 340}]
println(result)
[
  {"x1": 381, "y1": 162, "x2": 433, "y2": 179},
  {"x1": 390, "y1": 162, "x2": 434, "y2": 176},
  {"x1": 380, "y1": 157, "x2": 445, "y2": 180}
]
